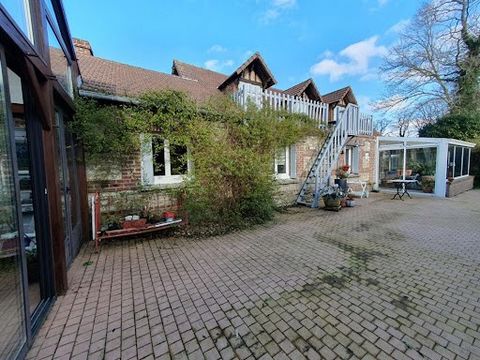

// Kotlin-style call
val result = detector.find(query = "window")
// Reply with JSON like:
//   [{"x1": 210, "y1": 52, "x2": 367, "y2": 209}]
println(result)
[
  {"x1": 47, "y1": 21, "x2": 72, "y2": 96},
  {"x1": 454, "y1": 146, "x2": 463, "y2": 177},
  {"x1": 274, "y1": 146, "x2": 296, "y2": 179},
  {"x1": 275, "y1": 147, "x2": 288, "y2": 178},
  {"x1": 1, "y1": 0, "x2": 34, "y2": 42},
  {"x1": 345, "y1": 146, "x2": 359, "y2": 175},
  {"x1": 462, "y1": 148, "x2": 470, "y2": 176},
  {"x1": 142, "y1": 137, "x2": 189, "y2": 185}
]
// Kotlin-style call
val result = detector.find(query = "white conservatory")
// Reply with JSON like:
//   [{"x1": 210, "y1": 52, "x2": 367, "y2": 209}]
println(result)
[{"x1": 376, "y1": 137, "x2": 476, "y2": 198}]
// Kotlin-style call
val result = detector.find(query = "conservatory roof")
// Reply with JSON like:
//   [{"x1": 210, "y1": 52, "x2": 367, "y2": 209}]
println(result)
[{"x1": 378, "y1": 137, "x2": 476, "y2": 148}]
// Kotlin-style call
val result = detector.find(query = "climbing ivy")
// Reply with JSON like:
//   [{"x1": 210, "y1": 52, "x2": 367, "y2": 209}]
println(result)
[{"x1": 72, "y1": 90, "x2": 325, "y2": 232}]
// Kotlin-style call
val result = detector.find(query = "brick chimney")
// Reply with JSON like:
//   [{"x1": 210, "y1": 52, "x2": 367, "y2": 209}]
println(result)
[{"x1": 73, "y1": 38, "x2": 93, "y2": 56}]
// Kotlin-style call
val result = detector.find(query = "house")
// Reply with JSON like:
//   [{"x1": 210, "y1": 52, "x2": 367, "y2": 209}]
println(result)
[
  {"x1": 73, "y1": 39, "x2": 377, "y2": 212},
  {"x1": 0, "y1": 1, "x2": 89, "y2": 359}
]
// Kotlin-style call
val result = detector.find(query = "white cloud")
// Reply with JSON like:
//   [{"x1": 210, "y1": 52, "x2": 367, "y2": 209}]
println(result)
[
  {"x1": 387, "y1": 19, "x2": 411, "y2": 34},
  {"x1": 310, "y1": 36, "x2": 388, "y2": 82},
  {"x1": 272, "y1": 0, "x2": 296, "y2": 8},
  {"x1": 377, "y1": 0, "x2": 389, "y2": 7},
  {"x1": 357, "y1": 95, "x2": 374, "y2": 113},
  {"x1": 321, "y1": 50, "x2": 334, "y2": 58},
  {"x1": 208, "y1": 44, "x2": 227, "y2": 53},
  {"x1": 204, "y1": 59, "x2": 235, "y2": 72},
  {"x1": 260, "y1": 0, "x2": 297, "y2": 24}
]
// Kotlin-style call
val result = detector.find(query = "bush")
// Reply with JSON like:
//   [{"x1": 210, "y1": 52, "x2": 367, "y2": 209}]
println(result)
[{"x1": 74, "y1": 91, "x2": 325, "y2": 234}]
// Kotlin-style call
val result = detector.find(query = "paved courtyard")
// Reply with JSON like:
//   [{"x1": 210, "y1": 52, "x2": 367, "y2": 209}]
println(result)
[{"x1": 28, "y1": 191, "x2": 480, "y2": 359}]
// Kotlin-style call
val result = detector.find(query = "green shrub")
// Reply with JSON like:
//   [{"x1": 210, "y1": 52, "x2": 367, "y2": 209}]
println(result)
[{"x1": 74, "y1": 91, "x2": 325, "y2": 234}]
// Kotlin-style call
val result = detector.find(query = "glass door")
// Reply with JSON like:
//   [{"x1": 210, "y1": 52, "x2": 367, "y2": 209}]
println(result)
[
  {"x1": 0, "y1": 45, "x2": 27, "y2": 360},
  {"x1": 55, "y1": 111, "x2": 82, "y2": 267},
  {"x1": 7, "y1": 64, "x2": 54, "y2": 324}
]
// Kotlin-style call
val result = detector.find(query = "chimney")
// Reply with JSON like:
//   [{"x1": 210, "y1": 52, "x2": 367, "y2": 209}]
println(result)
[{"x1": 73, "y1": 38, "x2": 93, "y2": 56}]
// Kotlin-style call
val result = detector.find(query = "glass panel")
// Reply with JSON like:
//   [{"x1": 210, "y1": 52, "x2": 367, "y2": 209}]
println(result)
[
  {"x1": 379, "y1": 149, "x2": 404, "y2": 189},
  {"x1": 276, "y1": 148, "x2": 286, "y2": 174},
  {"x1": 8, "y1": 67, "x2": 44, "y2": 315},
  {"x1": 462, "y1": 148, "x2": 470, "y2": 176},
  {"x1": 447, "y1": 145, "x2": 455, "y2": 178},
  {"x1": 47, "y1": 21, "x2": 72, "y2": 96},
  {"x1": 406, "y1": 147, "x2": 437, "y2": 193},
  {"x1": 170, "y1": 144, "x2": 187, "y2": 175},
  {"x1": 454, "y1": 146, "x2": 462, "y2": 177},
  {"x1": 1, "y1": 0, "x2": 34, "y2": 42},
  {"x1": 152, "y1": 138, "x2": 165, "y2": 176},
  {"x1": 0, "y1": 57, "x2": 26, "y2": 360}
]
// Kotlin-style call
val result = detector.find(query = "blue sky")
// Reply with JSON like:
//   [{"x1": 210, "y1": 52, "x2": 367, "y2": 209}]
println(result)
[{"x1": 64, "y1": 0, "x2": 419, "y2": 113}]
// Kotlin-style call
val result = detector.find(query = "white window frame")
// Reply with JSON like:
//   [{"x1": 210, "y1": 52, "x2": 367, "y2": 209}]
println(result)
[
  {"x1": 141, "y1": 136, "x2": 190, "y2": 185},
  {"x1": 274, "y1": 146, "x2": 290, "y2": 180},
  {"x1": 345, "y1": 146, "x2": 359, "y2": 175}
]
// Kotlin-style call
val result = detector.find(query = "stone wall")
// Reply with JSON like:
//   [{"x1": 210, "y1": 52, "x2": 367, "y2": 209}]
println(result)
[{"x1": 446, "y1": 176, "x2": 475, "y2": 197}]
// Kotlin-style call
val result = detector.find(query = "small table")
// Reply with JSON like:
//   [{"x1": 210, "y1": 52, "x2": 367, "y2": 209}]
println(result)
[{"x1": 388, "y1": 179, "x2": 418, "y2": 200}]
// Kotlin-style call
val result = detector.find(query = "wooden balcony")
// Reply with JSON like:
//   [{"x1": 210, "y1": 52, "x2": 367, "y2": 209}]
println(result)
[{"x1": 234, "y1": 86, "x2": 373, "y2": 136}]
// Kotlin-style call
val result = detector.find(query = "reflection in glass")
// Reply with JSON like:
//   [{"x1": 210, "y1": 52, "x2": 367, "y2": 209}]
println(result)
[
  {"x1": 14, "y1": 116, "x2": 41, "y2": 314},
  {"x1": 379, "y1": 149, "x2": 404, "y2": 189},
  {"x1": 0, "y1": 60, "x2": 26, "y2": 359},
  {"x1": 47, "y1": 21, "x2": 72, "y2": 96},
  {"x1": 8, "y1": 67, "x2": 42, "y2": 315},
  {"x1": 1, "y1": 0, "x2": 34, "y2": 42}
]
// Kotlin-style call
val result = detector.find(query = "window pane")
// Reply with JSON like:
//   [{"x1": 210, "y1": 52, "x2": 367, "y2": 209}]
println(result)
[
  {"x1": 379, "y1": 149, "x2": 404, "y2": 188},
  {"x1": 447, "y1": 145, "x2": 455, "y2": 178},
  {"x1": 454, "y1": 147, "x2": 462, "y2": 177},
  {"x1": 152, "y1": 138, "x2": 165, "y2": 176},
  {"x1": 0, "y1": 57, "x2": 27, "y2": 359},
  {"x1": 462, "y1": 148, "x2": 470, "y2": 176},
  {"x1": 276, "y1": 148, "x2": 286, "y2": 174},
  {"x1": 1, "y1": 0, "x2": 34, "y2": 42},
  {"x1": 47, "y1": 21, "x2": 72, "y2": 96},
  {"x1": 170, "y1": 144, "x2": 187, "y2": 175}
]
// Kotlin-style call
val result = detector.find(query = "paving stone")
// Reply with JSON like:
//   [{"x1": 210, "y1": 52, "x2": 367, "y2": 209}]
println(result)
[{"x1": 25, "y1": 192, "x2": 480, "y2": 359}]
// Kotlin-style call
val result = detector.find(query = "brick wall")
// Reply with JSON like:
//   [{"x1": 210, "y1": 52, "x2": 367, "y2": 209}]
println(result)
[
  {"x1": 87, "y1": 134, "x2": 378, "y2": 211},
  {"x1": 275, "y1": 136, "x2": 325, "y2": 206},
  {"x1": 334, "y1": 135, "x2": 378, "y2": 192},
  {"x1": 446, "y1": 176, "x2": 475, "y2": 197},
  {"x1": 87, "y1": 151, "x2": 143, "y2": 193}
]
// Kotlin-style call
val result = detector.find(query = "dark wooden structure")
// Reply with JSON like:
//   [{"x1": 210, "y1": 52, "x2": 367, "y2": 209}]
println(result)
[{"x1": 0, "y1": 1, "x2": 88, "y2": 358}]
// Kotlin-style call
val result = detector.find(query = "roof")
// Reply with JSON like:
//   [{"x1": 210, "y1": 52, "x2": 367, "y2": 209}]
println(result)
[
  {"x1": 284, "y1": 78, "x2": 322, "y2": 101},
  {"x1": 322, "y1": 86, "x2": 357, "y2": 105},
  {"x1": 218, "y1": 52, "x2": 277, "y2": 90},
  {"x1": 77, "y1": 53, "x2": 223, "y2": 103},
  {"x1": 172, "y1": 60, "x2": 227, "y2": 87}
]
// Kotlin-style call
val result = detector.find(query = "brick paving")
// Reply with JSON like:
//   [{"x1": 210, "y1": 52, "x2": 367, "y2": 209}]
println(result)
[{"x1": 27, "y1": 191, "x2": 480, "y2": 359}]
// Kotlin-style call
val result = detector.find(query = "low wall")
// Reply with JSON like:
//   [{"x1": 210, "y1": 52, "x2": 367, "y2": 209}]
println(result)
[
  {"x1": 446, "y1": 176, "x2": 475, "y2": 197},
  {"x1": 275, "y1": 179, "x2": 301, "y2": 207}
]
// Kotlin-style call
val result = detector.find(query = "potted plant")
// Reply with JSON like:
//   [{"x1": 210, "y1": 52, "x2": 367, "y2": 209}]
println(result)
[
  {"x1": 421, "y1": 176, "x2": 435, "y2": 193},
  {"x1": 320, "y1": 185, "x2": 346, "y2": 211},
  {"x1": 335, "y1": 165, "x2": 350, "y2": 192}
]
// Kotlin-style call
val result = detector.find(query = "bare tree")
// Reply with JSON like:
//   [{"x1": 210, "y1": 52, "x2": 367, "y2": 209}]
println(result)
[{"x1": 377, "y1": 0, "x2": 480, "y2": 134}]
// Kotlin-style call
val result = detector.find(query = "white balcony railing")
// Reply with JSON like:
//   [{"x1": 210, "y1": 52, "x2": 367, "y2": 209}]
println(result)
[{"x1": 234, "y1": 86, "x2": 329, "y2": 129}]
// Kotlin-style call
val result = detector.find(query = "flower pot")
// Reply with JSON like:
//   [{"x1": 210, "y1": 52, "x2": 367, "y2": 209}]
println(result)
[
  {"x1": 421, "y1": 176, "x2": 435, "y2": 193},
  {"x1": 334, "y1": 178, "x2": 348, "y2": 193},
  {"x1": 322, "y1": 196, "x2": 342, "y2": 211}
]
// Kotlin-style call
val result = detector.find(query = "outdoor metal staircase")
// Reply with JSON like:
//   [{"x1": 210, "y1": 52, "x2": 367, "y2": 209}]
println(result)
[{"x1": 296, "y1": 104, "x2": 372, "y2": 207}]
